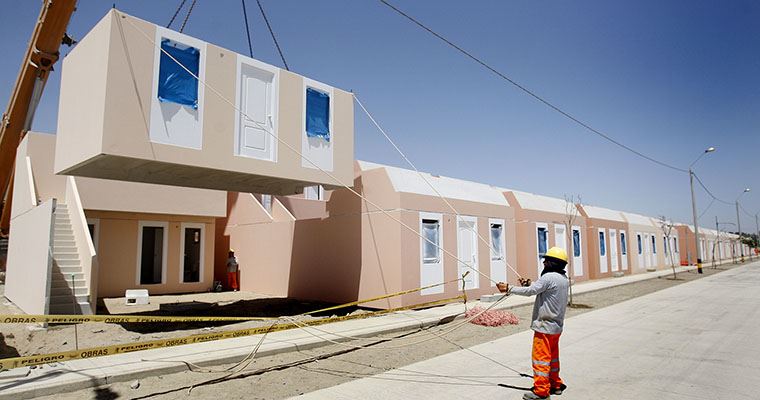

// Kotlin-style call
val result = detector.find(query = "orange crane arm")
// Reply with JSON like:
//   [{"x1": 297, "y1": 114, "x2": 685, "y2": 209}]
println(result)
[{"x1": 0, "y1": 0, "x2": 77, "y2": 234}]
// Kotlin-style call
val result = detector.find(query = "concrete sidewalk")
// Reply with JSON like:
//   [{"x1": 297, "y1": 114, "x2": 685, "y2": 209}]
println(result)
[
  {"x1": 0, "y1": 264, "x2": 719, "y2": 399},
  {"x1": 296, "y1": 262, "x2": 759, "y2": 400}
]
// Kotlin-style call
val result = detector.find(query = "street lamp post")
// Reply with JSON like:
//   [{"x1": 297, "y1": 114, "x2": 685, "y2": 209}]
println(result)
[
  {"x1": 736, "y1": 188, "x2": 750, "y2": 262},
  {"x1": 689, "y1": 147, "x2": 715, "y2": 274}
]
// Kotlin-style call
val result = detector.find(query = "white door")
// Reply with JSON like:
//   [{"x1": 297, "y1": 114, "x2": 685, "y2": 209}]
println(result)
[
  {"x1": 620, "y1": 230, "x2": 628, "y2": 270},
  {"x1": 554, "y1": 225, "x2": 567, "y2": 253},
  {"x1": 700, "y1": 239, "x2": 706, "y2": 261},
  {"x1": 238, "y1": 63, "x2": 276, "y2": 160},
  {"x1": 420, "y1": 213, "x2": 444, "y2": 295},
  {"x1": 489, "y1": 219, "x2": 507, "y2": 285},
  {"x1": 571, "y1": 226, "x2": 584, "y2": 277},
  {"x1": 609, "y1": 229, "x2": 619, "y2": 271},
  {"x1": 457, "y1": 217, "x2": 479, "y2": 290},
  {"x1": 598, "y1": 229, "x2": 608, "y2": 273}
]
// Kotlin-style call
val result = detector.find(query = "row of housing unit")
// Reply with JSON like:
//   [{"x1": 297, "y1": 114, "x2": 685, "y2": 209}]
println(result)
[
  {"x1": 4, "y1": 10, "x2": 751, "y2": 315},
  {"x1": 7, "y1": 133, "x2": 750, "y2": 314}
]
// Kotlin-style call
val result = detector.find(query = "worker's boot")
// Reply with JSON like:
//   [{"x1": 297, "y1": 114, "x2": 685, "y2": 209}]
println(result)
[
  {"x1": 551, "y1": 384, "x2": 567, "y2": 395},
  {"x1": 523, "y1": 391, "x2": 550, "y2": 400}
]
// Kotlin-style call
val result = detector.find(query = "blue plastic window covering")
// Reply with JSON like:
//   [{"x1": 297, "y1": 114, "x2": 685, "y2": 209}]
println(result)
[
  {"x1": 620, "y1": 232, "x2": 627, "y2": 255},
  {"x1": 572, "y1": 229, "x2": 581, "y2": 257},
  {"x1": 158, "y1": 39, "x2": 200, "y2": 109},
  {"x1": 651, "y1": 235, "x2": 656, "y2": 254},
  {"x1": 663, "y1": 237, "x2": 668, "y2": 255},
  {"x1": 599, "y1": 232, "x2": 606, "y2": 256},
  {"x1": 537, "y1": 227, "x2": 548, "y2": 256},
  {"x1": 637, "y1": 235, "x2": 642, "y2": 254},
  {"x1": 305, "y1": 87, "x2": 330, "y2": 141}
]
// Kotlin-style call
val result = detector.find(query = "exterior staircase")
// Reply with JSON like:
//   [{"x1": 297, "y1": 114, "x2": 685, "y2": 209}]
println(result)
[{"x1": 49, "y1": 203, "x2": 92, "y2": 314}]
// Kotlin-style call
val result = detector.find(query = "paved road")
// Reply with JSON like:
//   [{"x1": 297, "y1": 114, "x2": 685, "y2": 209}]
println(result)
[{"x1": 295, "y1": 263, "x2": 760, "y2": 400}]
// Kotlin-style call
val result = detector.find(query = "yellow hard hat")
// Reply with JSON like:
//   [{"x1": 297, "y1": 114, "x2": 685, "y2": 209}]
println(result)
[
  {"x1": 544, "y1": 247, "x2": 568, "y2": 263},
  {"x1": 229, "y1": 248, "x2": 235, "y2": 252}
]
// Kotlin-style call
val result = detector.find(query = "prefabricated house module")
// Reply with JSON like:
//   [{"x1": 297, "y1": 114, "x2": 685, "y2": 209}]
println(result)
[{"x1": 54, "y1": 10, "x2": 354, "y2": 196}]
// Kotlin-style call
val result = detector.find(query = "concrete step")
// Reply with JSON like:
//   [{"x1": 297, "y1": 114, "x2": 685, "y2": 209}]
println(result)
[
  {"x1": 53, "y1": 240, "x2": 76, "y2": 247},
  {"x1": 53, "y1": 247, "x2": 78, "y2": 254},
  {"x1": 50, "y1": 286, "x2": 89, "y2": 296},
  {"x1": 51, "y1": 278, "x2": 86, "y2": 287},
  {"x1": 53, "y1": 253, "x2": 79, "y2": 260},
  {"x1": 49, "y1": 293, "x2": 90, "y2": 305},
  {"x1": 54, "y1": 258, "x2": 81, "y2": 267},
  {"x1": 53, "y1": 265, "x2": 82, "y2": 274},
  {"x1": 54, "y1": 233, "x2": 75, "y2": 241}
]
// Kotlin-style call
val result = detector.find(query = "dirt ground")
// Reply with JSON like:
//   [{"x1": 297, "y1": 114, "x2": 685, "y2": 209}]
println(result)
[
  {"x1": 0, "y1": 290, "x2": 349, "y2": 360},
  {"x1": 23, "y1": 264, "x2": 740, "y2": 400}
]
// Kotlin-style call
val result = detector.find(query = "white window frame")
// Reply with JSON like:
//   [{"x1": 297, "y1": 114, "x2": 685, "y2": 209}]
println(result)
[
  {"x1": 261, "y1": 194, "x2": 273, "y2": 213},
  {"x1": 489, "y1": 218, "x2": 507, "y2": 284},
  {"x1": 571, "y1": 225, "x2": 584, "y2": 277},
  {"x1": 179, "y1": 222, "x2": 205, "y2": 284},
  {"x1": 304, "y1": 185, "x2": 325, "y2": 200},
  {"x1": 136, "y1": 221, "x2": 169, "y2": 286},
  {"x1": 489, "y1": 221, "x2": 505, "y2": 261},
  {"x1": 302, "y1": 77, "x2": 335, "y2": 171},
  {"x1": 420, "y1": 212, "x2": 444, "y2": 295},
  {"x1": 421, "y1": 217, "x2": 442, "y2": 264},
  {"x1": 234, "y1": 55, "x2": 279, "y2": 161},
  {"x1": 86, "y1": 218, "x2": 100, "y2": 251},
  {"x1": 536, "y1": 222, "x2": 549, "y2": 274},
  {"x1": 149, "y1": 28, "x2": 206, "y2": 150}
]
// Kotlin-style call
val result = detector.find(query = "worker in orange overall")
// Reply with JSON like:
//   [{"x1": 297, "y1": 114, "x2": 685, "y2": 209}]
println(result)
[
  {"x1": 498, "y1": 247, "x2": 569, "y2": 399},
  {"x1": 226, "y1": 249, "x2": 239, "y2": 291}
]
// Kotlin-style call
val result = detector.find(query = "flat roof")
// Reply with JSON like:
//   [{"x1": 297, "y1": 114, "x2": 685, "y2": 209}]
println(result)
[
  {"x1": 508, "y1": 190, "x2": 571, "y2": 214},
  {"x1": 581, "y1": 204, "x2": 626, "y2": 222},
  {"x1": 357, "y1": 161, "x2": 509, "y2": 206}
]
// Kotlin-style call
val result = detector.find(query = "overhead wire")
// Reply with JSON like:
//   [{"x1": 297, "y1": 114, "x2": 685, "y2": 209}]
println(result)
[
  {"x1": 377, "y1": 0, "x2": 688, "y2": 174},
  {"x1": 354, "y1": 94, "x2": 522, "y2": 280},
  {"x1": 698, "y1": 198, "x2": 715, "y2": 220},
  {"x1": 166, "y1": 0, "x2": 188, "y2": 29},
  {"x1": 179, "y1": 0, "x2": 198, "y2": 33},
  {"x1": 241, "y1": 0, "x2": 254, "y2": 58},
  {"x1": 692, "y1": 172, "x2": 734, "y2": 206},
  {"x1": 256, "y1": 0, "x2": 290, "y2": 71}
]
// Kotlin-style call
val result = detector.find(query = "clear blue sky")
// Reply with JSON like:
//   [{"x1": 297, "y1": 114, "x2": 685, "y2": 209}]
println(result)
[{"x1": 1, "y1": 0, "x2": 758, "y2": 230}]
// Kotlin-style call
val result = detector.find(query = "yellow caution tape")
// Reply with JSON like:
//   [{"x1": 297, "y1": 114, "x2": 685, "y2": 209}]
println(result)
[
  {"x1": 0, "y1": 295, "x2": 463, "y2": 371},
  {"x1": 0, "y1": 277, "x2": 465, "y2": 325},
  {"x1": 0, "y1": 314, "x2": 275, "y2": 324}
]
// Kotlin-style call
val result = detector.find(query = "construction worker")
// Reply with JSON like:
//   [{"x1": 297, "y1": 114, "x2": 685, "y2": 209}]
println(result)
[
  {"x1": 226, "y1": 249, "x2": 239, "y2": 291},
  {"x1": 497, "y1": 247, "x2": 569, "y2": 400}
]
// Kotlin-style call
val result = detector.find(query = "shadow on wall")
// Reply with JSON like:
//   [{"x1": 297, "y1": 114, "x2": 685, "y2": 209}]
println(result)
[
  {"x1": 287, "y1": 177, "x2": 363, "y2": 304},
  {"x1": 213, "y1": 192, "x2": 236, "y2": 287}
]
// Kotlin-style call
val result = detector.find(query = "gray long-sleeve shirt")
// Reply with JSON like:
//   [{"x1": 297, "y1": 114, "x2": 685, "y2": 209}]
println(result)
[{"x1": 510, "y1": 272, "x2": 569, "y2": 334}]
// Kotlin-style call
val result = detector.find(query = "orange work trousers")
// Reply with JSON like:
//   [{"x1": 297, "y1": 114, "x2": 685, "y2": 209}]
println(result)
[
  {"x1": 531, "y1": 331, "x2": 564, "y2": 397},
  {"x1": 227, "y1": 271, "x2": 238, "y2": 291}
]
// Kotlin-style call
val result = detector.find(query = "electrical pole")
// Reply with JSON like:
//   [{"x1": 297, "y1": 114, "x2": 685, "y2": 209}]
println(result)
[
  {"x1": 736, "y1": 200, "x2": 743, "y2": 262},
  {"x1": 689, "y1": 169, "x2": 703, "y2": 273}
]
